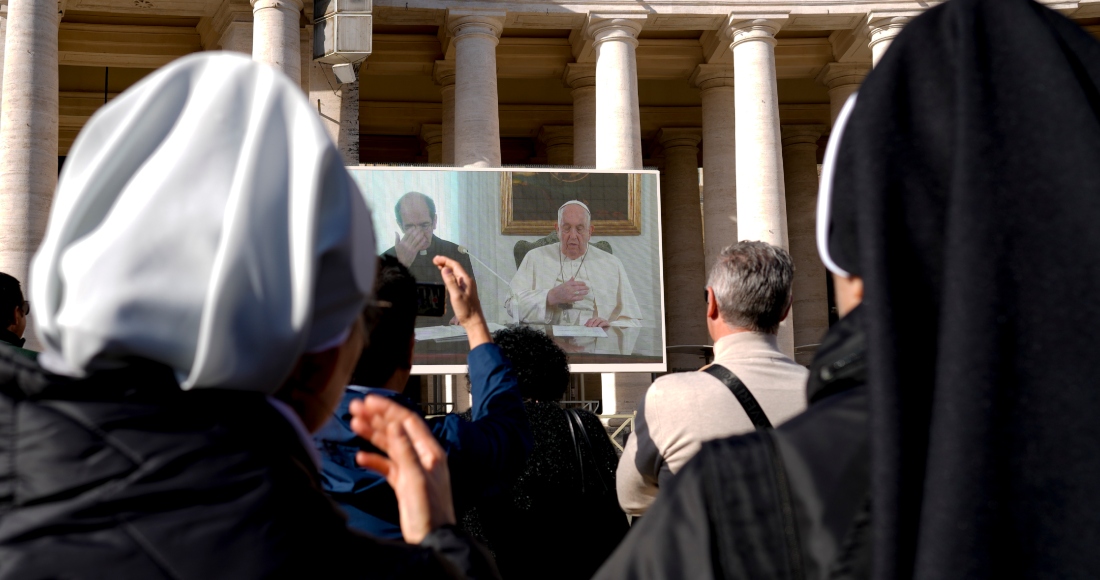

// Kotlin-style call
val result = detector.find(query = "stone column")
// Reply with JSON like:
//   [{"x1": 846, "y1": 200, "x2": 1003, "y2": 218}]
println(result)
[
  {"x1": 587, "y1": 14, "x2": 645, "y2": 170},
  {"x1": 727, "y1": 17, "x2": 793, "y2": 357},
  {"x1": 433, "y1": 61, "x2": 456, "y2": 165},
  {"x1": 422, "y1": 123, "x2": 443, "y2": 164},
  {"x1": 0, "y1": 0, "x2": 60, "y2": 350},
  {"x1": 868, "y1": 13, "x2": 916, "y2": 68},
  {"x1": 658, "y1": 128, "x2": 708, "y2": 368},
  {"x1": 691, "y1": 63, "x2": 737, "y2": 272},
  {"x1": 816, "y1": 63, "x2": 869, "y2": 126},
  {"x1": 563, "y1": 63, "x2": 596, "y2": 167},
  {"x1": 1, "y1": 2, "x2": 8, "y2": 111},
  {"x1": 309, "y1": 61, "x2": 360, "y2": 165},
  {"x1": 448, "y1": 11, "x2": 504, "y2": 168},
  {"x1": 782, "y1": 125, "x2": 827, "y2": 366},
  {"x1": 539, "y1": 125, "x2": 574, "y2": 166},
  {"x1": 251, "y1": 0, "x2": 304, "y2": 85}
]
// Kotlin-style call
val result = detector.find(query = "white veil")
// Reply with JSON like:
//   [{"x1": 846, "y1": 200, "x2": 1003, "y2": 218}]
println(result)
[{"x1": 30, "y1": 52, "x2": 375, "y2": 392}]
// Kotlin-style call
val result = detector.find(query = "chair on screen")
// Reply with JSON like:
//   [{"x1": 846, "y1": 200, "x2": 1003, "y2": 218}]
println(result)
[{"x1": 512, "y1": 232, "x2": 613, "y2": 268}]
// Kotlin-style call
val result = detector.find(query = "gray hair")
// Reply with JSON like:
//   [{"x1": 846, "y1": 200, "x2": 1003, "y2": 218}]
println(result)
[
  {"x1": 707, "y1": 241, "x2": 794, "y2": 334},
  {"x1": 557, "y1": 201, "x2": 591, "y2": 230}
]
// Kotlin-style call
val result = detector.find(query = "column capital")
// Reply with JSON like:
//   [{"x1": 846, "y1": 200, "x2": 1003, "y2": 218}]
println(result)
[
  {"x1": 725, "y1": 14, "x2": 788, "y2": 50},
  {"x1": 421, "y1": 123, "x2": 443, "y2": 146},
  {"x1": 815, "y1": 62, "x2": 870, "y2": 90},
  {"x1": 781, "y1": 124, "x2": 827, "y2": 148},
  {"x1": 538, "y1": 125, "x2": 574, "y2": 148},
  {"x1": 658, "y1": 128, "x2": 702, "y2": 151},
  {"x1": 432, "y1": 60, "x2": 455, "y2": 86},
  {"x1": 690, "y1": 63, "x2": 734, "y2": 90},
  {"x1": 585, "y1": 13, "x2": 646, "y2": 48},
  {"x1": 562, "y1": 62, "x2": 596, "y2": 89},
  {"x1": 867, "y1": 11, "x2": 919, "y2": 49},
  {"x1": 446, "y1": 10, "x2": 505, "y2": 43},
  {"x1": 250, "y1": 0, "x2": 302, "y2": 12}
]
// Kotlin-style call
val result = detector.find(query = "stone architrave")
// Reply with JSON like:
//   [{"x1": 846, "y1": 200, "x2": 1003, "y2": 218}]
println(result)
[
  {"x1": 587, "y1": 14, "x2": 645, "y2": 170},
  {"x1": 310, "y1": 60, "x2": 360, "y2": 166},
  {"x1": 421, "y1": 123, "x2": 443, "y2": 164},
  {"x1": 868, "y1": 12, "x2": 919, "y2": 67},
  {"x1": 691, "y1": 63, "x2": 737, "y2": 272},
  {"x1": 251, "y1": 0, "x2": 304, "y2": 85},
  {"x1": 447, "y1": 11, "x2": 504, "y2": 168},
  {"x1": 433, "y1": 61, "x2": 456, "y2": 166},
  {"x1": 538, "y1": 125, "x2": 574, "y2": 166},
  {"x1": 816, "y1": 62, "x2": 869, "y2": 126},
  {"x1": 563, "y1": 63, "x2": 596, "y2": 167},
  {"x1": 727, "y1": 16, "x2": 794, "y2": 357},
  {"x1": 221, "y1": 22, "x2": 253, "y2": 53},
  {"x1": 0, "y1": 0, "x2": 60, "y2": 350},
  {"x1": 658, "y1": 128, "x2": 708, "y2": 367},
  {"x1": 782, "y1": 125, "x2": 827, "y2": 366}
]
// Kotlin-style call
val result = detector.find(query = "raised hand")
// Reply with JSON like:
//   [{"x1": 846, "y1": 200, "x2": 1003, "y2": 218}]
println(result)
[
  {"x1": 351, "y1": 395, "x2": 456, "y2": 544},
  {"x1": 433, "y1": 256, "x2": 491, "y2": 348},
  {"x1": 395, "y1": 230, "x2": 430, "y2": 268},
  {"x1": 547, "y1": 278, "x2": 589, "y2": 307}
]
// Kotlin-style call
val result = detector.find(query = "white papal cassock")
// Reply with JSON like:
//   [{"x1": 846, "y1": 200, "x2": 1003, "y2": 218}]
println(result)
[{"x1": 506, "y1": 243, "x2": 643, "y2": 326}]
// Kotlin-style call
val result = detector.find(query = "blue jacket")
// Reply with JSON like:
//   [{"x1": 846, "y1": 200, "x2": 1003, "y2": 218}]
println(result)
[{"x1": 314, "y1": 343, "x2": 533, "y2": 539}]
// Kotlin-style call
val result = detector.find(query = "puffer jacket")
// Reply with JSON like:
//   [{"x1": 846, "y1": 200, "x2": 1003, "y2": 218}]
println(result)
[{"x1": 0, "y1": 349, "x2": 498, "y2": 580}]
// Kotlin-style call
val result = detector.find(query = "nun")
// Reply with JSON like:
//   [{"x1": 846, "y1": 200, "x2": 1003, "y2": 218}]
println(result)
[
  {"x1": 595, "y1": 0, "x2": 1100, "y2": 578},
  {"x1": 0, "y1": 53, "x2": 497, "y2": 579}
]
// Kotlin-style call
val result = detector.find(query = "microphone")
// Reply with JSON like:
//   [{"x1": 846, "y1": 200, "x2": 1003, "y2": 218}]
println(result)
[{"x1": 458, "y1": 245, "x2": 520, "y2": 324}]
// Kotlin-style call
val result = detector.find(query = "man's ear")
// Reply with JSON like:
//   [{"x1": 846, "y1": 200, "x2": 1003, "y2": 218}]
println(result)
[
  {"x1": 779, "y1": 294, "x2": 793, "y2": 323},
  {"x1": 706, "y1": 288, "x2": 720, "y2": 321}
]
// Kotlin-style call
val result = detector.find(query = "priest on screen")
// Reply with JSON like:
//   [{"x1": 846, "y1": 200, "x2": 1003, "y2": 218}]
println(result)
[{"x1": 506, "y1": 201, "x2": 643, "y2": 328}]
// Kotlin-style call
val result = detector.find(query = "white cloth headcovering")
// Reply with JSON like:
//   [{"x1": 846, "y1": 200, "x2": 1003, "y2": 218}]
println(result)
[{"x1": 30, "y1": 52, "x2": 376, "y2": 392}]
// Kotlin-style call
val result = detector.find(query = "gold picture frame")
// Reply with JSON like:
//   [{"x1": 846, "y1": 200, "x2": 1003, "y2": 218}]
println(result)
[{"x1": 500, "y1": 172, "x2": 643, "y2": 236}]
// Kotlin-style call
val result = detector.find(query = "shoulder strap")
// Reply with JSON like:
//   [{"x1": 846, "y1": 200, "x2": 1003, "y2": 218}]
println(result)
[
  {"x1": 565, "y1": 408, "x2": 611, "y2": 494},
  {"x1": 702, "y1": 364, "x2": 773, "y2": 429},
  {"x1": 562, "y1": 407, "x2": 585, "y2": 493}
]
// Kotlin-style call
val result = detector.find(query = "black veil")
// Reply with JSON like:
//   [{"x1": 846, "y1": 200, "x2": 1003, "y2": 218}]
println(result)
[{"x1": 823, "y1": 0, "x2": 1100, "y2": 576}]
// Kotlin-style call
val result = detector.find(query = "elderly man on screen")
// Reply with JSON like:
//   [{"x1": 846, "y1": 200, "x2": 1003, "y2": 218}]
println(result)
[{"x1": 506, "y1": 201, "x2": 642, "y2": 328}]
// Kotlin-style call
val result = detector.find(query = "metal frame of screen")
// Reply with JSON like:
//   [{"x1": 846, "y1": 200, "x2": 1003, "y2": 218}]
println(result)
[{"x1": 348, "y1": 166, "x2": 667, "y2": 375}]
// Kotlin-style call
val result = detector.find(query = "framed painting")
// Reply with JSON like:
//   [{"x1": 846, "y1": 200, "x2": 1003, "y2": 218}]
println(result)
[{"x1": 500, "y1": 171, "x2": 643, "y2": 235}]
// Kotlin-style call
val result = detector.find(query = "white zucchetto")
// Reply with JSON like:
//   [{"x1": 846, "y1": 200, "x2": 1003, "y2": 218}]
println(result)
[{"x1": 30, "y1": 52, "x2": 376, "y2": 392}]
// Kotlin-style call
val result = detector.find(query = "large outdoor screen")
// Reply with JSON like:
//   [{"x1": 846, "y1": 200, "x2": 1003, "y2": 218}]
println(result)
[{"x1": 349, "y1": 167, "x2": 666, "y2": 373}]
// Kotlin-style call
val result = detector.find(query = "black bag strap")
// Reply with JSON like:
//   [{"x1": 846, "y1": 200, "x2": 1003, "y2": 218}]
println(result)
[
  {"x1": 565, "y1": 407, "x2": 611, "y2": 494},
  {"x1": 702, "y1": 364, "x2": 773, "y2": 429},
  {"x1": 563, "y1": 407, "x2": 586, "y2": 494}
]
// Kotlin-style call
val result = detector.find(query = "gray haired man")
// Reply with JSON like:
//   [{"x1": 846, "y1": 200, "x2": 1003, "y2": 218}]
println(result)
[{"x1": 616, "y1": 241, "x2": 809, "y2": 516}]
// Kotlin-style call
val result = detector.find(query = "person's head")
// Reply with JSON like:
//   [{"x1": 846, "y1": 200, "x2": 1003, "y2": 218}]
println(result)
[
  {"x1": 395, "y1": 191, "x2": 437, "y2": 237},
  {"x1": 0, "y1": 273, "x2": 28, "y2": 338},
  {"x1": 492, "y1": 325, "x2": 570, "y2": 402},
  {"x1": 350, "y1": 255, "x2": 419, "y2": 391},
  {"x1": 29, "y1": 52, "x2": 376, "y2": 432},
  {"x1": 706, "y1": 241, "x2": 794, "y2": 338},
  {"x1": 556, "y1": 201, "x2": 593, "y2": 260}
]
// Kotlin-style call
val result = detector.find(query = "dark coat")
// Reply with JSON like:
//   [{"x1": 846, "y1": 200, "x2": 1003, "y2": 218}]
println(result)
[
  {"x1": 594, "y1": 306, "x2": 870, "y2": 580},
  {"x1": 460, "y1": 401, "x2": 628, "y2": 580},
  {"x1": 0, "y1": 349, "x2": 498, "y2": 580},
  {"x1": 383, "y1": 235, "x2": 475, "y2": 327}
]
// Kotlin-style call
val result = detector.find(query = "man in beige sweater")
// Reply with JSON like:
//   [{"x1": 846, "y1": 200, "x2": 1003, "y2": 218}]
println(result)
[{"x1": 616, "y1": 241, "x2": 809, "y2": 516}]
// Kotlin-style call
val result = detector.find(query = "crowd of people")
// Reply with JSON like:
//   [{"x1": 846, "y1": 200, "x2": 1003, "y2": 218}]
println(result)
[{"x1": 1, "y1": 0, "x2": 1099, "y2": 577}]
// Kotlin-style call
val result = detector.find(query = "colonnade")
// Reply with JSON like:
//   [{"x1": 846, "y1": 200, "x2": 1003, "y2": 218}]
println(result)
[{"x1": 0, "y1": 0, "x2": 916, "y2": 386}]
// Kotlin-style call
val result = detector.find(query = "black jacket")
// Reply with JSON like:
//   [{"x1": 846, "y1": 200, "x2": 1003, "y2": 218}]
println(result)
[
  {"x1": 0, "y1": 350, "x2": 498, "y2": 580},
  {"x1": 460, "y1": 401, "x2": 628, "y2": 580},
  {"x1": 594, "y1": 306, "x2": 869, "y2": 580}
]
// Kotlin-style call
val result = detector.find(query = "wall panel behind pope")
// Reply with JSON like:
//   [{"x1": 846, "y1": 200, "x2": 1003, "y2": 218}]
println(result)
[{"x1": 350, "y1": 167, "x2": 666, "y2": 374}]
